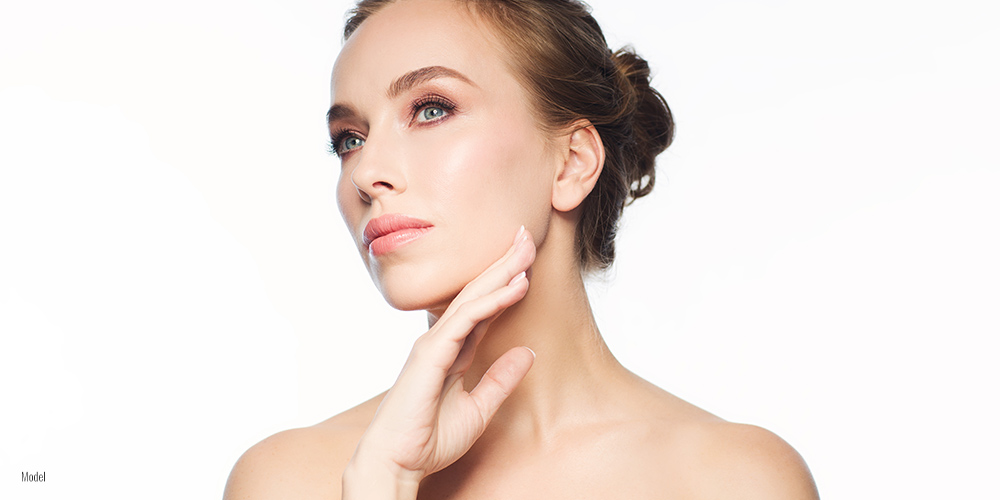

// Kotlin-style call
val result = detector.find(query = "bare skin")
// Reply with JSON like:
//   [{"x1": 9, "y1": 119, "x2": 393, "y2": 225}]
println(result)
[
  {"x1": 224, "y1": 0, "x2": 818, "y2": 498},
  {"x1": 225, "y1": 231, "x2": 817, "y2": 499}
]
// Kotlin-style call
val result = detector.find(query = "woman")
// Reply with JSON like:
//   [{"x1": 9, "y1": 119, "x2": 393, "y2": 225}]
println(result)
[{"x1": 225, "y1": 0, "x2": 819, "y2": 498}]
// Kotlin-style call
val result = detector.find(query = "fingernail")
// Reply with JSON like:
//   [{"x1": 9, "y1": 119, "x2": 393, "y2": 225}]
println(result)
[
  {"x1": 508, "y1": 271, "x2": 526, "y2": 286},
  {"x1": 524, "y1": 346, "x2": 536, "y2": 358},
  {"x1": 515, "y1": 225, "x2": 525, "y2": 240}
]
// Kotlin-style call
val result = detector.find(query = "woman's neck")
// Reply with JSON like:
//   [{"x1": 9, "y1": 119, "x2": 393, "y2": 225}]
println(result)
[{"x1": 426, "y1": 221, "x2": 638, "y2": 446}]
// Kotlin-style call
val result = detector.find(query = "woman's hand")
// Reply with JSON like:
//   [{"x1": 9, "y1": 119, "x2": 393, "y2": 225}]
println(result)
[{"x1": 342, "y1": 226, "x2": 536, "y2": 499}]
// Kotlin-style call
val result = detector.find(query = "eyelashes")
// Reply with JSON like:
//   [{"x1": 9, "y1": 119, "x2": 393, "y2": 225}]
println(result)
[
  {"x1": 328, "y1": 93, "x2": 458, "y2": 158},
  {"x1": 410, "y1": 94, "x2": 456, "y2": 123},
  {"x1": 328, "y1": 129, "x2": 363, "y2": 157}
]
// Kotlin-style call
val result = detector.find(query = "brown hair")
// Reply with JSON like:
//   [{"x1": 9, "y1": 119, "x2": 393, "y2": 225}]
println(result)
[{"x1": 344, "y1": 0, "x2": 674, "y2": 273}]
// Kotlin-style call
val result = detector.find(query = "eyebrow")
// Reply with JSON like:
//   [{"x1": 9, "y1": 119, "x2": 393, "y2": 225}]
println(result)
[
  {"x1": 326, "y1": 103, "x2": 358, "y2": 124},
  {"x1": 327, "y1": 65, "x2": 477, "y2": 124},
  {"x1": 386, "y1": 65, "x2": 476, "y2": 99}
]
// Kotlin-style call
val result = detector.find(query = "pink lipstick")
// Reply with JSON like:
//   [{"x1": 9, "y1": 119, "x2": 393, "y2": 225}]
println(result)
[{"x1": 363, "y1": 214, "x2": 434, "y2": 257}]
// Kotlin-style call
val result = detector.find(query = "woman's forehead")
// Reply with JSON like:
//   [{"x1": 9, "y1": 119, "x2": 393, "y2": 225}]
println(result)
[{"x1": 331, "y1": 0, "x2": 508, "y2": 101}]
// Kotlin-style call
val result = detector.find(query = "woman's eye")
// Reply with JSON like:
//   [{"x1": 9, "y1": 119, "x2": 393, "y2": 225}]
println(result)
[
  {"x1": 417, "y1": 106, "x2": 447, "y2": 122},
  {"x1": 340, "y1": 136, "x2": 365, "y2": 153}
]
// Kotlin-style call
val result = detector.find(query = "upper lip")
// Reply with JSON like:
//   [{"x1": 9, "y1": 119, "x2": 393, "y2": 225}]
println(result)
[{"x1": 363, "y1": 214, "x2": 433, "y2": 247}]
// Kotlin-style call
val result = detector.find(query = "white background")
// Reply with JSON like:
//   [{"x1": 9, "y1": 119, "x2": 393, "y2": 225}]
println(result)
[{"x1": 1, "y1": 0, "x2": 997, "y2": 498}]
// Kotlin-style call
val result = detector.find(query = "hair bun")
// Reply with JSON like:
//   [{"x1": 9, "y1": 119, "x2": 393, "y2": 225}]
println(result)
[{"x1": 611, "y1": 47, "x2": 674, "y2": 201}]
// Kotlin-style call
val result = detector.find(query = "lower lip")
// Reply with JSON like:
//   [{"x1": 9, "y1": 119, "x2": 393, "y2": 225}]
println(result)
[{"x1": 368, "y1": 227, "x2": 433, "y2": 257}]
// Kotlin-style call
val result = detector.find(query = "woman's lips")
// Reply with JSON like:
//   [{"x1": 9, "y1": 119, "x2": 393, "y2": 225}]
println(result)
[{"x1": 363, "y1": 214, "x2": 434, "y2": 257}]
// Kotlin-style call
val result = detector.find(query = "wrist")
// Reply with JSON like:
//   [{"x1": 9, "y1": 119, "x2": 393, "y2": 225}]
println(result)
[{"x1": 342, "y1": 454, "x2": 422, "y2": 500}]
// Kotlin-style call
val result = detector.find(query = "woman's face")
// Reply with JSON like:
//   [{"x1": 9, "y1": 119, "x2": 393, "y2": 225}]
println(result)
[{"x1": 331, "y1": 0, "x2": 557, "y2": 313}]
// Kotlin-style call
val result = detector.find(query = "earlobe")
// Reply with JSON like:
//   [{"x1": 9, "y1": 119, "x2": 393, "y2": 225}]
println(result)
[{"x1": 552, "y1": 121, "x2": 605, "y2": 212}]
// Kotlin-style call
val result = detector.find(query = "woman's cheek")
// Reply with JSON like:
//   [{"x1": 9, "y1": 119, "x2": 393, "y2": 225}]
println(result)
[
  {"x1": 335, "y1": 173, "x2": 354, "y2": 219},
  {"x1": 336, "y1": 170, "x2": 367, "y2": 248}
]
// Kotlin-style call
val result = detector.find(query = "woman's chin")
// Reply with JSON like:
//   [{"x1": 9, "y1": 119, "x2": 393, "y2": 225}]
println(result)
[
  {"x1": 380, "y1": 289, "x2": 455, "y2": 312},
  {"x1": 374, "y1": 273, "x2": 460, "y2": 312}
]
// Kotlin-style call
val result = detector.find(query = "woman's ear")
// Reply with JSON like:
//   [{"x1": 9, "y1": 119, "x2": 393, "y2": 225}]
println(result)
[{"x1": 552, "y1": 120, "x2": 605, "y2": 212}]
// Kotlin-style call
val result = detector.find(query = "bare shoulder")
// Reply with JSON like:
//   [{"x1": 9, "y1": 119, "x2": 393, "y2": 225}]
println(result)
[
  {"x1": 668, "y1": 419, "x2": 819, "y2": 500},
  {"x1": 595, "y1": 378, "x2": 817, "y2": 499},
  {"x1": 222, "y1": 392, "x2": 384, "y2": 500}
]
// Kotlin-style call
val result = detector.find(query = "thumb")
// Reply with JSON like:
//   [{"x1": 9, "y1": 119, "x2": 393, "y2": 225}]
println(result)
[{"x1": 469, "y1": 346, "x2": 535, "y2": 425}]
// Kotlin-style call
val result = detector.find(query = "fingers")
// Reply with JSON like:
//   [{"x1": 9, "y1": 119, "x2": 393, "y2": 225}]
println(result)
[
  {"x1": 469, "y1": 346, "x2": 536, "y2": 425},
  {"x1": 449, "y1": 313, "x2": 495, "y2": 376},
  {"x1": 422, "y1": 271, "x2": 530, "y2": 374}
]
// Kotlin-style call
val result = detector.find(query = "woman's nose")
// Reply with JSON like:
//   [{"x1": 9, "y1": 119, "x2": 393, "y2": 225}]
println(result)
[{"x1": 350, "y1": 136, "x2": 406, "y2": 203}]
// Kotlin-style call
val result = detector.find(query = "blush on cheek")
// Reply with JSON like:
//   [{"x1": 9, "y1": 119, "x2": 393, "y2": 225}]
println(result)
[{"x1": 423, "y1": 116, "x2": 549, "y2": 280}]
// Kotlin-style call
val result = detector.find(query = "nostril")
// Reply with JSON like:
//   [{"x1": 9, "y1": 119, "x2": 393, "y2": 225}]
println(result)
[{"x1": 350, "y1": 161, "x2": 398, "y2": 202}]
